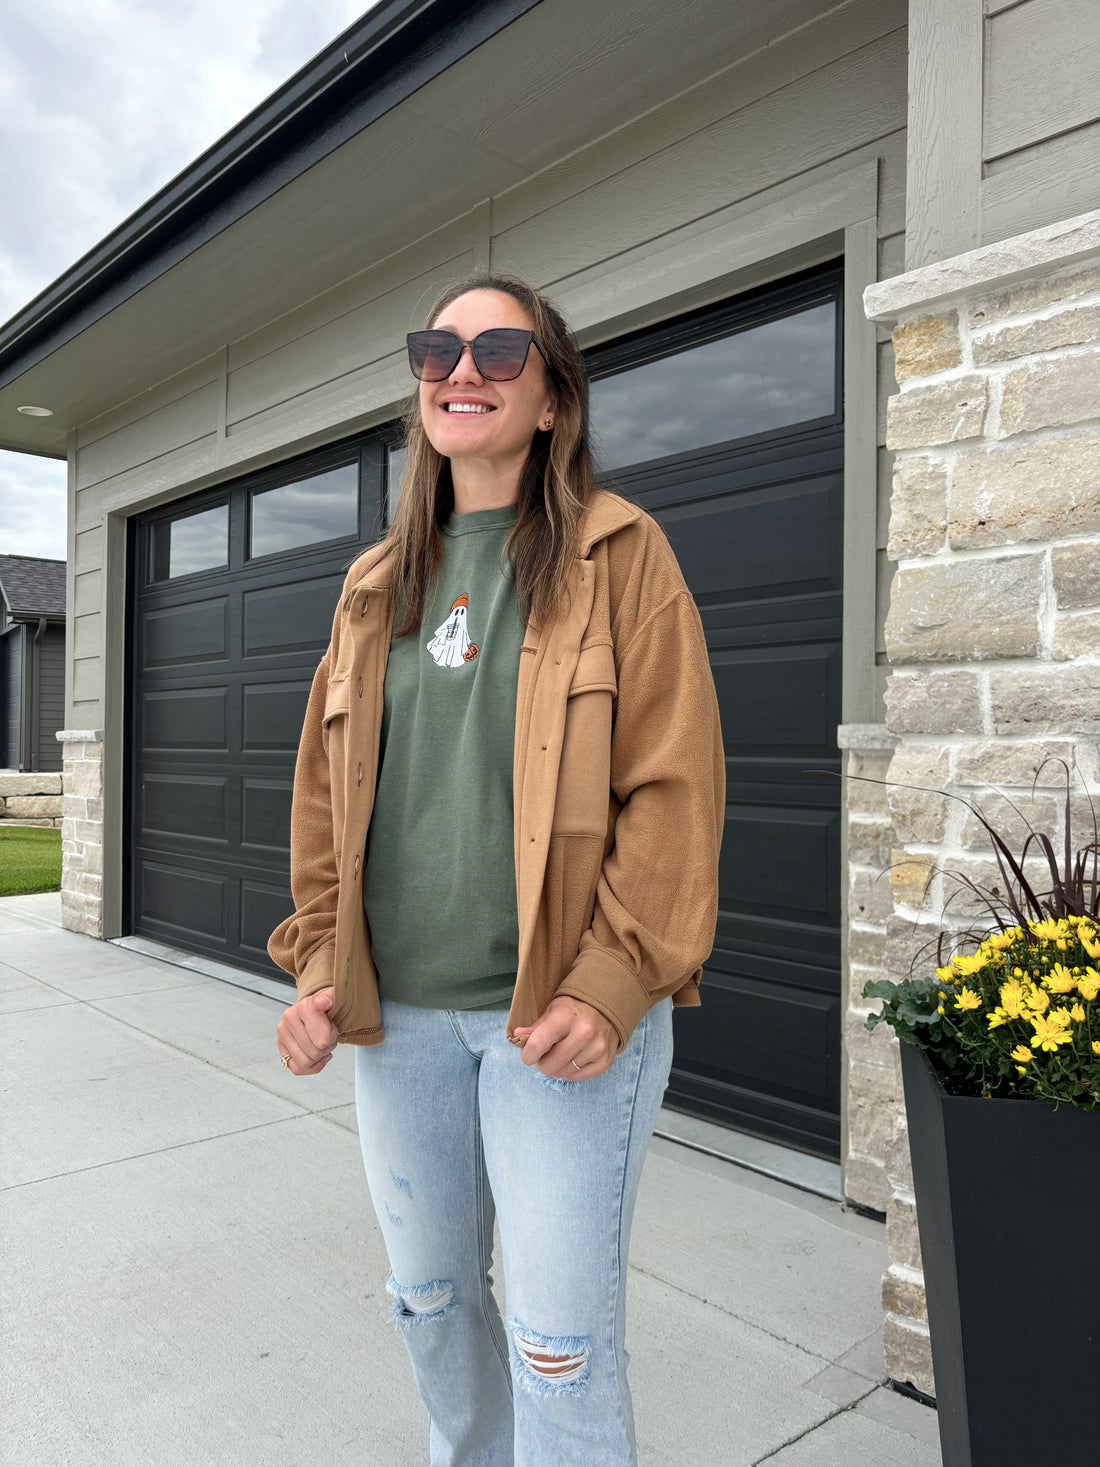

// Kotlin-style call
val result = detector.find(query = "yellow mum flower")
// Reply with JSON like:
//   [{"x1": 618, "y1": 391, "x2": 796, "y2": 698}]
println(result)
[
  {"x1": 1045, "y1": 963, "x2": 1077, "y2": 993},
  {"x1": 998, "y1": 979, "x2": 1027, "y2": 1018},
  {"x1": 936, "y1": 966, "x2": 956, "y2": 984},
  {"x1": 1030, "y1": 917, "x2": 1066, "y2": 941},
  {"x1": 952, "y1": 952, "x2": 987, "y2": 977},
  {"x1": 1079, "y1": 927, "x2": 1100, "y2": 960},
  {"x1": 1015, "y1": 1066, "x2": 1028, "y2": 1076},
  {"x1": 1070, "y1": 1003, "x2": 1086, "y2": 1023},
  {"x1": 986, "y1": 931, "x2": 1015, "y2": 951},
  {"x1": 1011, "y1": 1044, "x2": 1033, "y2": 1063},
  {"x1": 1077, "y1": 969, "x2": 1100, "y2": 1001},
  {"x1": 1030, "y1": 1015, "x2": 1076, "y2": 1051},
  {"x1": 954, "y1": 989, "x2": 982, "y2": 1012},
  {"x1": 1092, "y1": 1041, "x2": 1100, "y2": 1056},
  {"x1": 1050, "y1": 1006, "x2": 1074, "y2": 1029},
  {"x1": 987, "y1": 1010, "x2": 1009, "y2": 1029},
  {"x1": 1026, "y1": 985, "x2": 1050, "y2": 1014}
]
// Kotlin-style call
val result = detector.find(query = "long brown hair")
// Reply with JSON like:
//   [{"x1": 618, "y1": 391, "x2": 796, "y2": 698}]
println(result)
[{"x1": 385, "y1": 274, "x2": 596, "y2": 636}]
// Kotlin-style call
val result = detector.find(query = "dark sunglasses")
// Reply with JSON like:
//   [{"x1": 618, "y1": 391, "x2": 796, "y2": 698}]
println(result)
[{"x1": 406, "y1": 327, "x2": 546, "y2": 382}]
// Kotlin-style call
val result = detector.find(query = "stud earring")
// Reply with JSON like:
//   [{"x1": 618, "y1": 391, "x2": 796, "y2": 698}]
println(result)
[{"x1": 544, "y1": 418, "x2": 553, "y2": 430}]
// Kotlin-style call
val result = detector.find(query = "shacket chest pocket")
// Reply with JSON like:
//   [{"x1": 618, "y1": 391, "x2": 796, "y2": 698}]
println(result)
[
  {"x1": 551, "y1": 641, "x2": 618, "y2": 837},
  {"x1": 321, "y1": 675, "x2": 352, "y2": 858}
]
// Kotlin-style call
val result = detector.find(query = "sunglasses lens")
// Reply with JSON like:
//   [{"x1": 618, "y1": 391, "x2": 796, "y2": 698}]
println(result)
[
  {"x1": 473, "y1": 329, "x2": 532, "y2": 380},
  {"x1": 407, "y1": 331, "x2": 459, "y2": 381}
]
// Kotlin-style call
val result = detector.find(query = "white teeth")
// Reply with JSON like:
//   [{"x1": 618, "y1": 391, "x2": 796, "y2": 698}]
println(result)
[{"x1": 445, "y1": 403, "x2": 493, "y2": 413}]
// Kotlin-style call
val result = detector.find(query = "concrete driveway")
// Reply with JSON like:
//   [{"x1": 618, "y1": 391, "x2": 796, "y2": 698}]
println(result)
[{"x1": 1, "y1": 892, "x2": 940, "y2": 1465}]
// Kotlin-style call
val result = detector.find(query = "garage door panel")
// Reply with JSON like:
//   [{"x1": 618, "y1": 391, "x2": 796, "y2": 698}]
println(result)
[
  {"x1": 712, "y1": 642, "x2": 841, "y2": 755},
  {"x1": 141, "y1": 774, "x2": 229, "y2": 843},
  {"x1": 242, "y1": 574, "x2": 345, "y2": 657},
  {"x1": 138, "y1": 860, "x2": 228, "y2": 941},
  {"x1": 655, "y1": 478, "x2": 842, "y2": 605},
  {"x1": 241, "y1": 778, "x2": 294, "y2": 851},
  {"x1": 241, "y1": 681, "x2": 312, "y2": 752},
  {"x1": 240, "y1": 880, "x2": 294, "y2": 961},
  {"x1": 143, "y1": 598, "x2": 228, "y2": 669},
  {"x1": 142, "y1": 687, "x2": 228, "y2": 751},
  {"x1": 719, "y1": 806, "x2": 840, "y2": 920}
]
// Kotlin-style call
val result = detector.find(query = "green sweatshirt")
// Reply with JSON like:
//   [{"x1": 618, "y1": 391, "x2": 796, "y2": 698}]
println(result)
[{"x1": 362, "y1": 503, "x2": 525, "y2": 1008}]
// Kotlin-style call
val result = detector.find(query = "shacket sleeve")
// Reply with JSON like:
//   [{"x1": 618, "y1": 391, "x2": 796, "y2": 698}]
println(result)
[
  {"x1": 266, "y1": 621, "x2": 343, "y2": 1001},
  {"x1": 554, "y1": 587, "x2": 725, "y2": 1050}
]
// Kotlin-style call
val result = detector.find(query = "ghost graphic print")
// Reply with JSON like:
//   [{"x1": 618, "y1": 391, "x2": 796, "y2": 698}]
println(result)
[{"x1": 426, "y1": 593, "x2": 480, "y2": 668}]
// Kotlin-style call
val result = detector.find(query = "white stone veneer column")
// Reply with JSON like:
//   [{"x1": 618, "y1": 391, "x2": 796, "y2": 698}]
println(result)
[{"x1": 56, "y1": 729, "x2": 105, "y2": 938}]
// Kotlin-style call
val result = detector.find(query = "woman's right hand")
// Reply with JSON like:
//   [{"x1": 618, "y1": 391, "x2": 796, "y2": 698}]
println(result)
[{"x1": 276, "y1": 988, "x2": 339, "y2": 1075}]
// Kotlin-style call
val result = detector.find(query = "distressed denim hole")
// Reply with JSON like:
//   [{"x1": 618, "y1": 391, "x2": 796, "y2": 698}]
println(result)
[
  {"x1": 386, "y1": 1275, "x2": 455, "y2": 1327},
  {"x1": 510, "y1": 1319, "x2": 590, "y2": 1397},
  {"x1": 529, "y1": 1068, "x2": 572, "y2": 1095}
]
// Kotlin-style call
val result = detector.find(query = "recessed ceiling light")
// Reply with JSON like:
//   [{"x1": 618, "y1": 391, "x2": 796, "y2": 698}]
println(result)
[{"x1": 17, "y1": 405, "x2": 54, "y2": 417}]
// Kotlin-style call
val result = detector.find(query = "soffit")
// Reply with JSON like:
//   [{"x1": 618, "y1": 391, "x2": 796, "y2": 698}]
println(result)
[{"x1": 0, "y1": 0, "x2": 834, "y2": 457}]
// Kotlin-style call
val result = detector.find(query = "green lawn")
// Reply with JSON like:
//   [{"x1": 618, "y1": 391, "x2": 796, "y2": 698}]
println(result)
[{"x1": 0, "y1": 825, "x2": 63, "y2": 896}]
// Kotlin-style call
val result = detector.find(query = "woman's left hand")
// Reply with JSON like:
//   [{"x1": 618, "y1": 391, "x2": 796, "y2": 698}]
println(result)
[{"x1": 515, "y1": 996, "x2": 618, "y2": 1081}]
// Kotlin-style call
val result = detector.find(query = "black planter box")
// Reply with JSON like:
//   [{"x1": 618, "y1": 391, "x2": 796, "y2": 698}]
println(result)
[{"x1": 899, "y1": 1041, "x2": 1100, "y2": 1467}]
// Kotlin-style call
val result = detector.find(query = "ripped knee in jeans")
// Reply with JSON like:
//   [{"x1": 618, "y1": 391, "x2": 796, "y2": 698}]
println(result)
[
  {"x1": 386, "y1": 1275, "x2": 455, "y2": 1327},
  {"x1": 510, "y1": 1319, "x2": 590, "y2": 1396}
]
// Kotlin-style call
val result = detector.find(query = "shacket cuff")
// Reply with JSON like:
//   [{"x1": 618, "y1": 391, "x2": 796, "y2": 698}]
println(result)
[
  {"x1": 296, "y1": 941, "x2": 337, "y2": 1003},
  {"x1": 555, "y1": 947, "x2": 654, "y2": 1053}
]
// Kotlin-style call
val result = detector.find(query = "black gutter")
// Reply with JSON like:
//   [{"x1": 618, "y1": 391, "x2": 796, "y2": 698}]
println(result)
[{"x1": 0, "y1": 0, "x2": 542, "y2": 394}]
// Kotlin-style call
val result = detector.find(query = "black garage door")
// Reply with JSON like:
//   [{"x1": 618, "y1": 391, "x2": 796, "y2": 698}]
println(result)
[
  {"x1": 587, "y1": 261, "x2": 844, "y2": 1158},
  {"x1": 127, "y1": 439, "x2": 388, "y2": 973}
]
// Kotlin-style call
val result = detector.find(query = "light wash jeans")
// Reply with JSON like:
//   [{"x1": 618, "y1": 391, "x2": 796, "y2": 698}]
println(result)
[{"x1": 353, "y1": 995, "x2": 675, "y2": 1467}]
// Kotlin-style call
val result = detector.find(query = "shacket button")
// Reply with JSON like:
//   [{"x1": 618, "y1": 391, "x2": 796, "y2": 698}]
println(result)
[
  {"x1": 357, "y1": 676, "x2": 364, "y2": 698},
  {"x1": 357, "y1": 762, "x2": 363, "y2": 785},
  {"x1": 345, "y1": 958, "x2": 351, "y2": 977},
  {"x1": 360, "y1": 596, "x2": 368, "y2": 616},
  {"x1": 354, "y1": 855, "x2": 361, "y2": 877}
]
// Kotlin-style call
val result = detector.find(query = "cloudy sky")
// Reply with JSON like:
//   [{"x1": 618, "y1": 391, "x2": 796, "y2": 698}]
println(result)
[{"x1": 0, "y1": 0, "x2": 376, "y2": 560}]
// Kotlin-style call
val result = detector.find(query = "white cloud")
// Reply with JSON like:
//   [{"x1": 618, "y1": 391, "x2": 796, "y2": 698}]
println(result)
[{"x1": 0, "y1": 0, "x2": 375, "y2": 556}]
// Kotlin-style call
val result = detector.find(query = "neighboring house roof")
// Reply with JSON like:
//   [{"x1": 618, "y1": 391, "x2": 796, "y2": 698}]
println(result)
[{"x1": 0, "y1": 555, "x2": 67, "y2": 619}]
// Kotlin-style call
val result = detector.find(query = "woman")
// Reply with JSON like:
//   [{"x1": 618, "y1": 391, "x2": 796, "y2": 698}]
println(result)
[{"x1": 269, "y1": 275, "x2": 724, "y2": 1466}]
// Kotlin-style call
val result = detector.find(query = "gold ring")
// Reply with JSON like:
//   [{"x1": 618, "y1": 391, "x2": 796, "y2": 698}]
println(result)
[
  {"x1": 571, "y1": 1058, "x2": 583, "y2": 1072},
  {"x1": 280, "y1": 1053, "x2": 291, "y2": 1068}
]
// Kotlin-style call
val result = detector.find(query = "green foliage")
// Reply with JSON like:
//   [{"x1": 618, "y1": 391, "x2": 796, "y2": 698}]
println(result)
[{"x1": 0, "y1": 826, "x2": 62, "y2": 896}]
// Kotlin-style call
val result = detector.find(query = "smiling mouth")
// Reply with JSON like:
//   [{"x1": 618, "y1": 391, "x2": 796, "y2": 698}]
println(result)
[{"x1": 443, "y1": 403, "x2": 496, "y2": 413}]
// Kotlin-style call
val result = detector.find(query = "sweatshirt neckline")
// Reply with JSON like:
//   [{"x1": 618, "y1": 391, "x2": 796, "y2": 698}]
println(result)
[{"x1": 442, "y1": 503, "x2": 518, "y2": 537}]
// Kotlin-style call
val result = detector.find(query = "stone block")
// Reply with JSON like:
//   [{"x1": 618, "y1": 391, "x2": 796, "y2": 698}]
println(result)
[
  {"x1": 0, "y1": 798, "x2": 5, "y2": 816},
  {"x1": 841, "y1": 1153, "x2": 888, "y2": 1214},
  {"x1": 846, "y1": 750, "x2": 893, "y2": 815},
  {"x1": 891, "y1": 311, "x2": 962, "y2": 381},
  {"x1": 66, "y1": 841, "x2": 103, "y2": 876},
  {"x1": 1000, "y1": 353, "x2": 1100, "y2": 438},
  {"x1": 847, "y1": 817, "x2": 896, "y2": 869},
  {"x1": 884, "y1": 1118, "x2": 914, "y2": 1195},
  {"x1": 849, "y1": 868, "x2": 894, "y2": 924},
  {"x1": 885, "y1": 747, "x2": 950, "y2": 844},
  {"x1": 890, "y1": 851, "x2": 936, "y2": 910},
  {"x1": 887, "y1": 455, "x2": 949, "y2": 559},
  {"x1": 1052, "y1": 612, "x2": 1100, "y2": 661},
  {"x1": 886, "y1": 1193, "x2": 923, "y2": 1272},
  {"x1": 847, "y1": 924, "x2": 887, "y2": 968},
  {"x1": 959, "y1": 792, "x2": 1062, "y2": 852},
  {"x1": 61, "y1": 890, "x2": 102, "y2": 938},
  {"x1": 844, "y1": 1007, "x2": 899, "y2": 1072},
  {"x1": 849, "y1": 1056, "x2": 902, "y2": 1108},
  {"x1": 69, "y1": 870, "x2": 103, "y2": 898},
  {"x1": 968, "y1": 260, "x2": 1100, "y2": 327},
  {"x1": 990, "y1": 665, "x2": 1100, "y2": 735},
  {"x1": 885, "y1": 374, "x2": 988, "y2": 451},
  {"x1": 7, "y1": 796, "x2": 64, "y2": 818},
  {"x1": 884, "y1": 670, "x2": 984, "y2": 736},
  {"x1": 882, "y1": 1264, "x2": 928, "y2": 1323},
  {"x1": 1052, "y1": 539, "x2": 1100, "y2": 609},
  {"x1": 66, "y1": 758, "x2": 103, "y2": 798},
  {"x1": 847, "y1": 1088, "x2": 901, "y2": 1161},
  {"x1": 883, "y1": 1313, "x2": 936, "y2": 1399},
  {"x1": 949, "y1": 433, "x2": 1100, "y2": 549},
  {"x1": 0, "y1": 773, "x2": 62, "y2": 796},
  {"x1": 885, "y1": 914, "x2": 942, "y2": 981},
  {"x1": 885, "y1": 554, "x2": 1042, "y2": 662},
  {"x1": 971, "y1": 303, "x2": 1100, "y2": 365},
  {"x1": 954, "y1": 739, "x2": 1075, "y2": 788},
  {"x1": 935, "y1": 856, "x2": 1038, "y2": 925}
]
